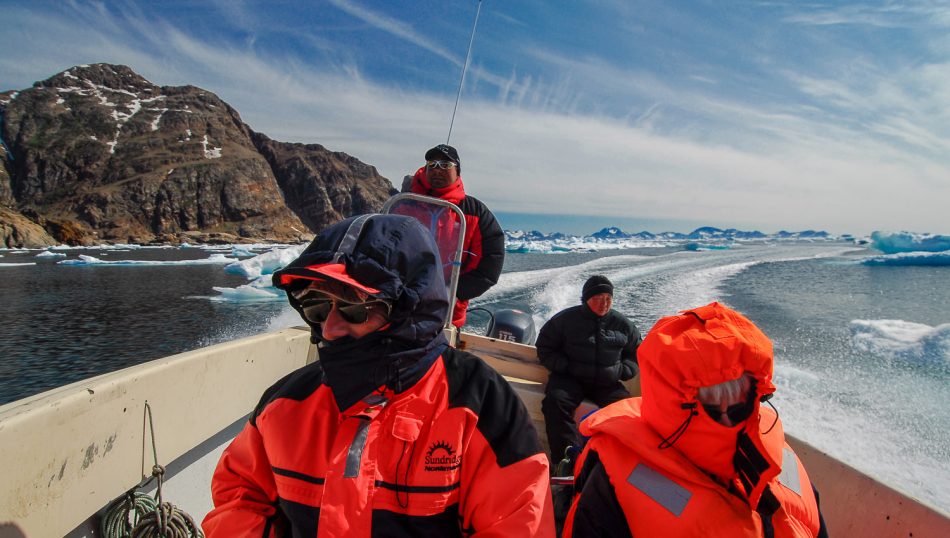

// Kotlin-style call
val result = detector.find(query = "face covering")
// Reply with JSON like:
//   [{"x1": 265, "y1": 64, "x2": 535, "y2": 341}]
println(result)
[{"x1": 317, "y1": 331, "x2": 447, "y2": 412}]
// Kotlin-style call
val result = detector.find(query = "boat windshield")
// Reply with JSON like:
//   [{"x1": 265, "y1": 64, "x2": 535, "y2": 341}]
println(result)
[{"x1": 382, "y1": 193, "x2": 465, "y2": 328}]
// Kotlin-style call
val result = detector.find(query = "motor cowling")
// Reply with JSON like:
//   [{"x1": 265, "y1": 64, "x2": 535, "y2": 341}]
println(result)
[{"x1": 486, "y1": 308, "x2": 536, "y2": 345}]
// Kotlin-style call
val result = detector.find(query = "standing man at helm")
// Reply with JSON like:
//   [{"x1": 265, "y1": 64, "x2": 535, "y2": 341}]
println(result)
[
  {"x1": 562, "y1": 302, "x2": 828, "y2": 537},
  {"x1": 203, "y1": 214, "x2": 554, "y2": 537},
  {"x1": 537, "y1": 275, "x2": 642, "y2": 466},
  {"x1": 406, "y1": 144, "x2": 505, "y2": 328}
]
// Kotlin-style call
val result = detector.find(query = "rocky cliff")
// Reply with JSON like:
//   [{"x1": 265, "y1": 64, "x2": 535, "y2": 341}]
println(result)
[{"x1": 0, "y1": 64, "x2": 396, "y2": 247}]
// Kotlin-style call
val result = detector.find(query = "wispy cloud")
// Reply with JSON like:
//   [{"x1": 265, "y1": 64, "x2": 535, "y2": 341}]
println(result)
[
  {"x1": 327, "y1": 0, "x2": 462, "y2": 65},
  {"x1": 782, "y1": 1, "x2": 950, "y2": 28},
  {"x1": 2, "y1": 1, "x2": 948, "y2": 235}
]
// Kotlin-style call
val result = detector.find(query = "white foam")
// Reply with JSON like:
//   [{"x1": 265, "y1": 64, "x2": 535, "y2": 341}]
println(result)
[{"x1": 850, "y1": 319, "x2": 950, "y2": 364}]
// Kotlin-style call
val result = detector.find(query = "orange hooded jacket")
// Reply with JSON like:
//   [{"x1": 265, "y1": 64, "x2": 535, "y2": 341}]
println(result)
[{"x1": 563, "y1": 302, "x2": 824, "y2": 537}]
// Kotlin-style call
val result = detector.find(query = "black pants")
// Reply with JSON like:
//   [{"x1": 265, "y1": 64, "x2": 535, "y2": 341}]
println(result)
[{"x1": 542, "y1": 373, "x2": 631, "y2": 467}]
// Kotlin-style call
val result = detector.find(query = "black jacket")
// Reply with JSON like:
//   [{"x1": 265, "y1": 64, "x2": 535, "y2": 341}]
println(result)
[{"x1": 537, "y1": 304, "x2": 641, "y2": 387}]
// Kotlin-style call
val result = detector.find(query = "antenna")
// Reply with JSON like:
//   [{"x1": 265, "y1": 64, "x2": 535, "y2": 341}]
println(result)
[{"x1": 446, "y1": 0, "x2": 482, "y2": 145}]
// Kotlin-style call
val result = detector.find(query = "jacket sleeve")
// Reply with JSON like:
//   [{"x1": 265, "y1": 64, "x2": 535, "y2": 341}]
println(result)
[
  {"x1": 536, "y1": 314, "x2": 570, "y2": 374},
  {"x1": 202, "y1": 422, "x2": 281, "y2": 537},
  {"x1": 462, "y1": 449, "x2": 556, "y2": 537},
  {"x1": 619, "y1": 318, "x2": 642, "y2": 380},
  {"x1": 456, "y1": 204, "x2": 505, "y2": 301},
  {"x1": 457, "y1": 367, "x2": 556, "y2": 537}
]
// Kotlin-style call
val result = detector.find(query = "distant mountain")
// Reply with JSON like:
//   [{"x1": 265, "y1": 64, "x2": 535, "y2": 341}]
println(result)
[
  {"x1": 503, "y1": 225, "x2": 837, "y2": 252},
  {"x1": 0, "y1": 64, "x2": 395, "y2": 247}
]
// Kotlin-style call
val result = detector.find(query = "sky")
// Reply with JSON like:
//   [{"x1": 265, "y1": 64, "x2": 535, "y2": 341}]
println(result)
[{"x1": 1, "y1": 0, "x2": 948, "y2": 236}]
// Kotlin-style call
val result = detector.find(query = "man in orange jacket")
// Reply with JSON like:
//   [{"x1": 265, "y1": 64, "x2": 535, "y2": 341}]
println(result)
[
  {"x1": 406, "y1": 144, "x2": 504, "y2": 328},
  {"x1": 203, "y1": 214, "x2": 554, "y2": 537},
  {"x1": 563, "y1": 302, "x2": 828, "y2": 537}
]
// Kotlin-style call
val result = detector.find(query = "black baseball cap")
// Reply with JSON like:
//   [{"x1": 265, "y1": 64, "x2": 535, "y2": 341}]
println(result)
[{"x1": 424, "y1": 144, "x2": 460, "y2": 167}]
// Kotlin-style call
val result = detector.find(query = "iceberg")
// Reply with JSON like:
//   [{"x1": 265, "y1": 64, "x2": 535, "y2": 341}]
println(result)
[
  {"x1": 212, "y1": 245, "x2": 308, "y2": 301},
  {"x1": 223, "y1": 244, "x2": 306, "y2": 279},
  {"x1": 870, "y1": 231, "x2": 950, "y2": 254}
]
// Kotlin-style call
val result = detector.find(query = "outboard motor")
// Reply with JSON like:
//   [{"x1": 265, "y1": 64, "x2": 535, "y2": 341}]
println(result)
[{"x1": 486, "y1": 308, "x2": 537, "y2": 345}]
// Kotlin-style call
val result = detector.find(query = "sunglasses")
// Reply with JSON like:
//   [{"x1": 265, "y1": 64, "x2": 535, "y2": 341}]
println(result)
[
  {"x1": 290, "y1": 283, "x2": 391, "y2": 324},
  {"x1": 702, "y1": 399, "x2": 755, "y2": 426},
  {"x1": 426, "y1": 160, "x2": 457, "y2": 170},
  {"x1": 300, "y1": 297, "x2": 391, "y2": 324}
]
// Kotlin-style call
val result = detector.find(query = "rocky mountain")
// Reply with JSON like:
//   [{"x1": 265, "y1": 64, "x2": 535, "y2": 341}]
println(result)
[{"x1": 0, "y1": 64, "x2": 396, "y2": 247}]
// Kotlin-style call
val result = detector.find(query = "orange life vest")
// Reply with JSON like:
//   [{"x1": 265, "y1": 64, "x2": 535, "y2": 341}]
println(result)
[{"x1": 565, "y1": 398, "x2": 821, "y2": 538}]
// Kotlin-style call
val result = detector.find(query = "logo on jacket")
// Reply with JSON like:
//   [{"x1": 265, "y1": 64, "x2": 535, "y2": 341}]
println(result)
[{"x1": 424, "y1": 440, "x2": 462, "y2": 471}]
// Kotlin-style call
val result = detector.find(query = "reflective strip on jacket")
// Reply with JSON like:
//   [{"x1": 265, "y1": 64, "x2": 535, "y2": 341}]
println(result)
[{"x1": 202, "y1": 347, "x2": 555, "y2": 537}]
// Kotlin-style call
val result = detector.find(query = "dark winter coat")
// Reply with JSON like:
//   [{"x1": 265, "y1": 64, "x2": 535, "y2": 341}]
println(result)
[{"x1": 536, "y1": 304, "x2": 641, "y2": 387}]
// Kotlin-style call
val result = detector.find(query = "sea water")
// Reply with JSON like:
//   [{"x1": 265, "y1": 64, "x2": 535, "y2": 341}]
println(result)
[{"x1": 0, "y1": 238, "x2": 947, "y2": 512}]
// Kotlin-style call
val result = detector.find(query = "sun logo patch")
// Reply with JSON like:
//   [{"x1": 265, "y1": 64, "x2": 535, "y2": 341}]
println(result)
[{"x1": 424, "y1": 440, "x2": 462, "y2": 471}]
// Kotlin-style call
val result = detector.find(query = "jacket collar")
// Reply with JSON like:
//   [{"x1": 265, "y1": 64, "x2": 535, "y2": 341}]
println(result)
[{"x1": 411, "y1": 166, "x2": 466, "y2": 205}]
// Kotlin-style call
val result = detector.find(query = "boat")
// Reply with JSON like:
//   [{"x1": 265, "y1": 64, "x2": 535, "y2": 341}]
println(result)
[{"x1": 2, "y1": 196, "x2": 949, "y2": 537}]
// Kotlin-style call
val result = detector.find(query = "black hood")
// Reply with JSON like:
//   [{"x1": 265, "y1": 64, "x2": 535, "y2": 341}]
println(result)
[
  {"x1": 272, "y1": 214, "x2": 451, "y2": 411},
  {"x1": 273, "y1": 214, "x2": 450, "y2": 347}
]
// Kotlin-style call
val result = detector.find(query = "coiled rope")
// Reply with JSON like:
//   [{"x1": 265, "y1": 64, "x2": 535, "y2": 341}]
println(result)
[{"x1": 101, "y1": 401, "x2": 204, "y2": 538}]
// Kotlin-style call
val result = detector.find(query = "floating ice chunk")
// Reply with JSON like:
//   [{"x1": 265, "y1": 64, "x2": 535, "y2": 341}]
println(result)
[
  {"x1": 36, "y1": 251, "x2": 67, "y2": 258},
  {"x1": 870, "y1": 231, "x2": 950, "y2": 254},
  {"x1": 211, "y1": 273, "x2": 285, "y2": 303},
  {"x1": 224, "y1": 245, "x2": 306, "y2": 279},
  {"x1": 850, "y1": 319, "x2": 950, "y2": 364},
  {"x1": 685, "y1": 242, "x2": 730, "y2": 251},
  {"x1": 211, "y1": 283, "x2": 284, "y2": 303},
  {"x1": 58, "y1": 254, "x2": 235, "y2": 266},
  {"x1": 0, "y1": 262, "x2": 35, "y2": 267},
  {"x1": 231, "y1": 246, "x2": 257, "y2": 257}
]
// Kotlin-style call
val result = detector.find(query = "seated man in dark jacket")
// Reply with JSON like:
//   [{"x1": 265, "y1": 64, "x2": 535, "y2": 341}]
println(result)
[
  {"x1": 537, "y1": 275, "x2": 641, "y2": 466},
  {"x1": 203, "y1": 214, "x2": 554, "y2": 537}
]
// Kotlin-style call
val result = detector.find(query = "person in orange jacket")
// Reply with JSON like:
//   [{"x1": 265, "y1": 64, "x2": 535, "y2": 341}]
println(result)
[
  {"x1": 405, "y1": 144, "x2": 504, "y2": 328},
  {"x1": 203, "y1": 214, "x2": 554, "y2": 537},
  {"x1": 562, "y1": 302, "x2": 829, "y2": 537}
]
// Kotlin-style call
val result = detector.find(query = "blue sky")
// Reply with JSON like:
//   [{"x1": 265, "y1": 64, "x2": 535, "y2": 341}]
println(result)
[{"x1": 2, "y1": 0, "x2": 948, "y2": 235}]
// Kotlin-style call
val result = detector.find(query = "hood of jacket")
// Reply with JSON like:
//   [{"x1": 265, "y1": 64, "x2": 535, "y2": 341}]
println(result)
[
  {"x1": 272, "y1": 214, "x2": 450, "y2": 410},
  {"x1": 637, "y1": 303, "x2": 779, "y2": 492},
  {"x1": 411, "y1": 166, "x2": 466, "y2": 205}
]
